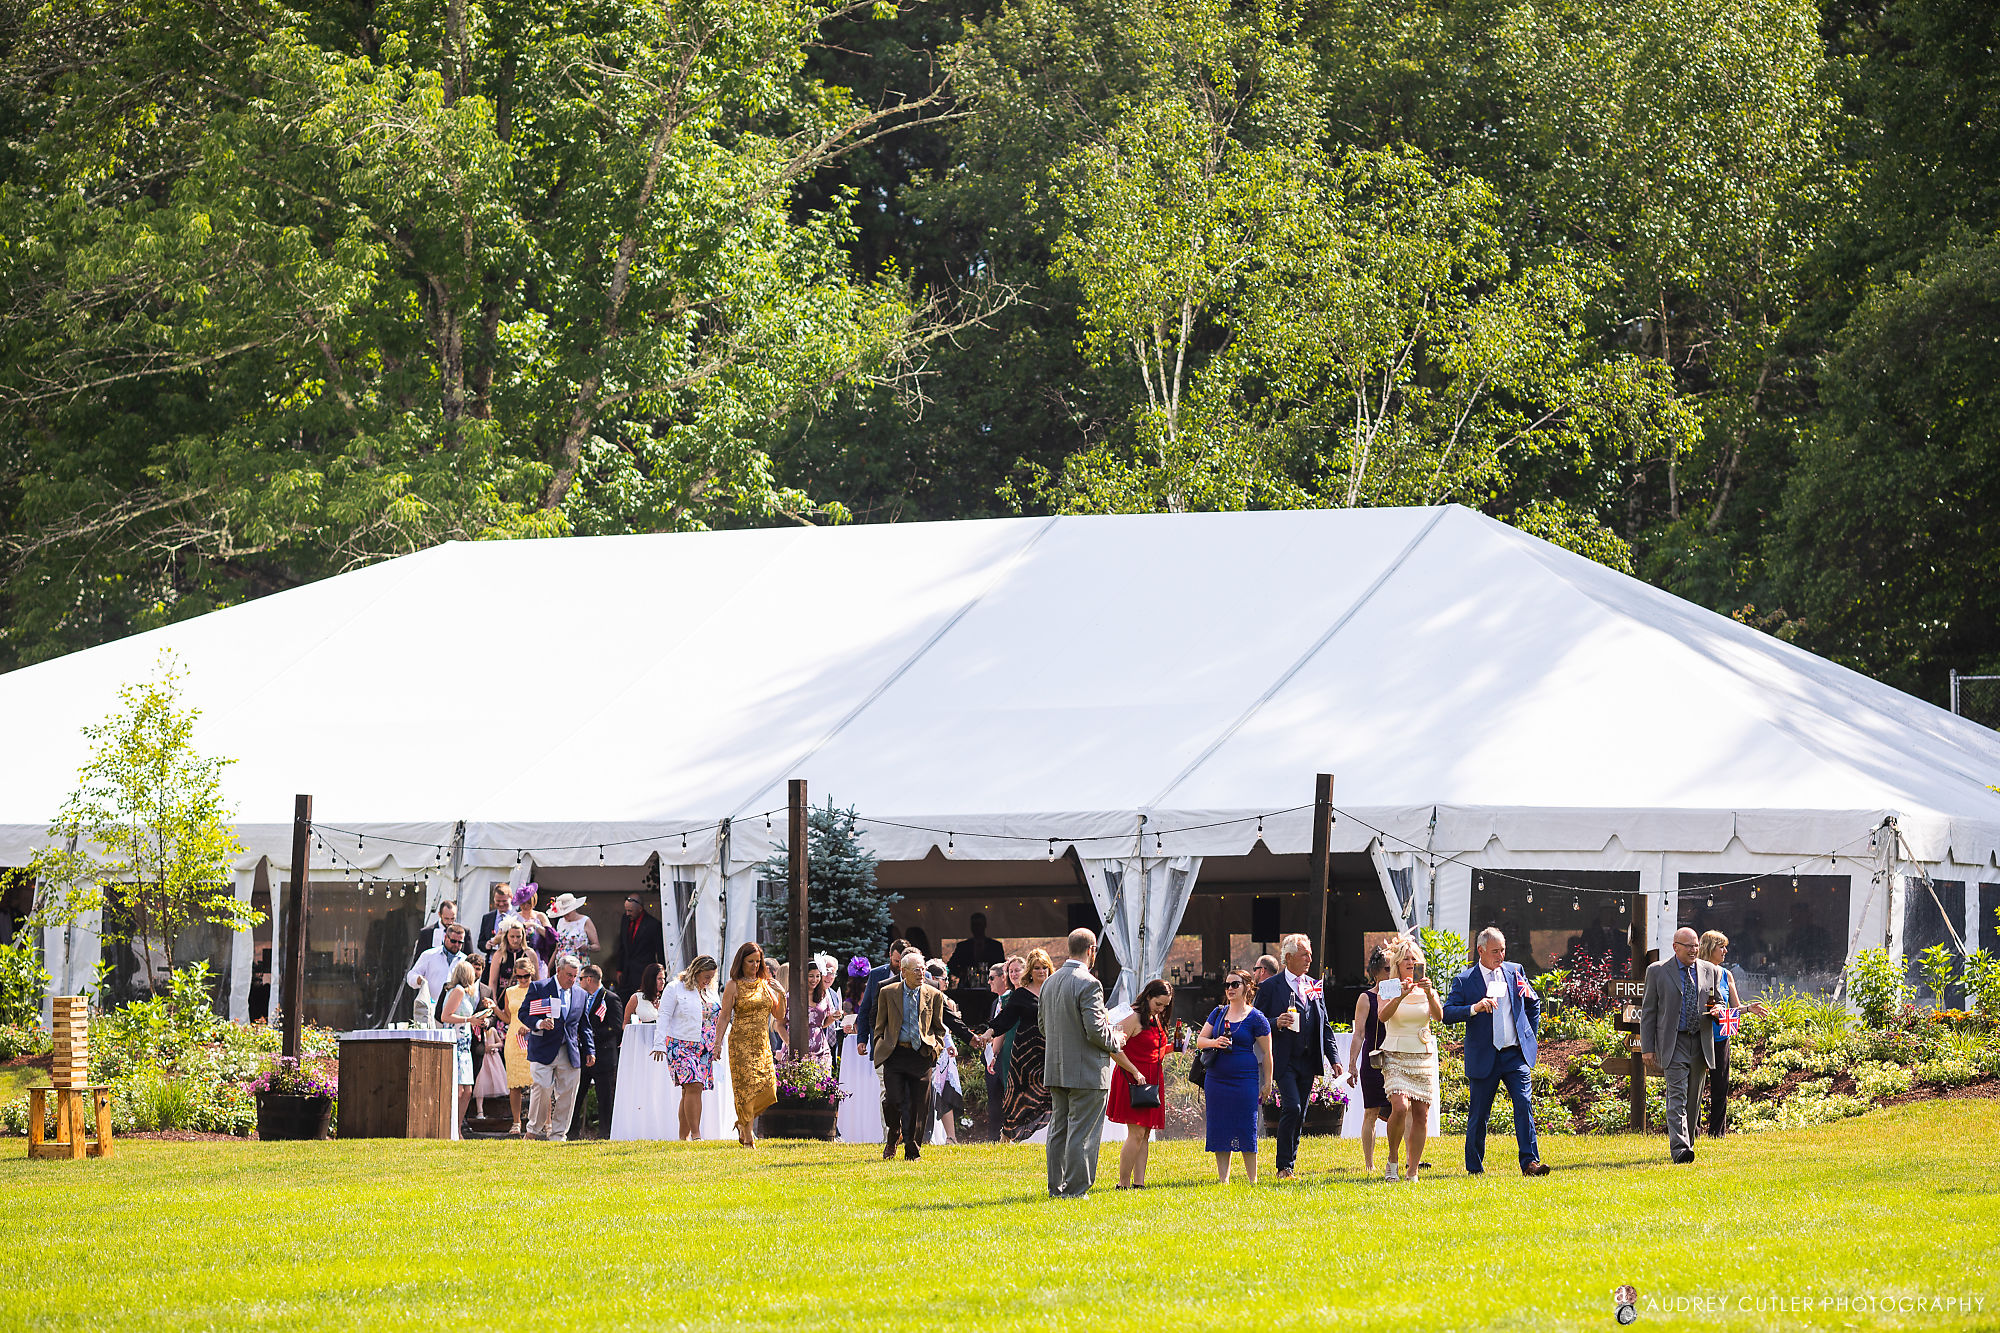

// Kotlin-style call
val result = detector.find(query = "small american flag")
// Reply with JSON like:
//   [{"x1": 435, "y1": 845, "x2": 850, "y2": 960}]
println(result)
[
  {"x1": 1717, "y1": 1007, "x2": 1743, "y2": 1038},
  {"x1": 529, "y1": 998, "x2": 552, "y2": 1017}
]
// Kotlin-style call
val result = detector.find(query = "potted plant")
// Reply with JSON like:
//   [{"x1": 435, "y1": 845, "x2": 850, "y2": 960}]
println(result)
[
  {"x1": 755, "y1": 1056, "x2": 844, "y2": 1140},
  {"x1": 1302, "y1": 1077, "x2": 1347, "y2": 1136},
  {"x1": 247, "y1": 1056, "x2": 337, "y2": 1140}
]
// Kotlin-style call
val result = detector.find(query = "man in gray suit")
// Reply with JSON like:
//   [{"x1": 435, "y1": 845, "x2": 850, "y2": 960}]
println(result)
[
  {"x1": 1640, "y1": 926, "x2": 1728, "y2": 1164},
  {"x1": 1039, "y1": 928, "x2": 1123, "y2": 1198}
]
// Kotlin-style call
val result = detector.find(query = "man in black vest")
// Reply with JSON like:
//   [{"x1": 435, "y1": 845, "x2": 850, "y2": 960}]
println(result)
[{"x1": 569, "y1": 964, "x2": 625, "y2": 1139}]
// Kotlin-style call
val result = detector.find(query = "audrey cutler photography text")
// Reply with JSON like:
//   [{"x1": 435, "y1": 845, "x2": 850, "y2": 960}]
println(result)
[{"x1": 1621, "y1": 1289, "x2": 1987, "y2": 1320}]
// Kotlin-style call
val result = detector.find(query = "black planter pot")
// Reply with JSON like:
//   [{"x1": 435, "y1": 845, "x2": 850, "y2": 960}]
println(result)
[
  {"x1": 256, "y1": 1092, "x2": 334, "y2": 1141},
  {"x1": 755, "y1": 1102, "x2": 837, "y2": 1140},
  {"x1": 1302, "y1": 1102, "x2": 1345, "y2": 1137}
]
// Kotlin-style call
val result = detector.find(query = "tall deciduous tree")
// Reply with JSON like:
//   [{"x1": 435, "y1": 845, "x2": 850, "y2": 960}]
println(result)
[{"x1": 0, "y1": 0, "x2": 983, "y2": 666}]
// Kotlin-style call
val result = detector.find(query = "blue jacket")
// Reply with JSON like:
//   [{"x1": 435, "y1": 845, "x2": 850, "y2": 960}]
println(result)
[
  {"x1": 521, "y1": 977, "x2": 596, "y2": 1068},
  {"x1": 1443, "y1": 961, "x2": 1539, "y2": 1080}
]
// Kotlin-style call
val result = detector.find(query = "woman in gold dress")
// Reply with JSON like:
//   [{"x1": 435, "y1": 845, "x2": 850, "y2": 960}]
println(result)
[
  {"x1": 502, "y1": 955, "x2": 535, "y2": 1136},
  {"x1": 715, "y1": 941, "x2": 786, "y2": 1145}
]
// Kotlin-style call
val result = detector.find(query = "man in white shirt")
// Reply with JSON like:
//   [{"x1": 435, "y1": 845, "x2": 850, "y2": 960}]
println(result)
[
  {"x1": 1442, "y1": 927, "x2": 1549, "y2": 1176},
  {"x1": 405, "y1": 924, "x2": 469, "y2": 1015},
  {"x1": 1253, "y1": 933, "x2": 1344, "y2": 1179}
]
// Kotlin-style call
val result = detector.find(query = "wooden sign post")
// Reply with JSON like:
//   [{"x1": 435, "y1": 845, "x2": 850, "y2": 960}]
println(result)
[
  {"x1": 786, "y1": 778, "x2": 810, "y2": 1057},
  {"x1": 1614, "y1": 902, "x2": 1651, "y2": 1130},
  {"x1": 283, "y1": 794, "x2": 312, "y2": 1060}
]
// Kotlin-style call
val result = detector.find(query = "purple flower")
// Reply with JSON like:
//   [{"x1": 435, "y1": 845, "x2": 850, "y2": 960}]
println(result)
[{"x1": 847, "y1": 956, "x2": 871, "y2": 978}]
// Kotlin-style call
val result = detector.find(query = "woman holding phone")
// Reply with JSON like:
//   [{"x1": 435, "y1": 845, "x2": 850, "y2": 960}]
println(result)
[
  {"x1": 1198, "y1": 968, "x2": 1273, "y2": 1183},
  {"x1": 1377, "y1": 937, "x2": 1442, "y2": 1183}
]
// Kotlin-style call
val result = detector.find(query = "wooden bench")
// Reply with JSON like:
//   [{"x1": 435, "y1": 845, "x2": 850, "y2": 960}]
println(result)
[{"x1": 26, "y1": 1085, "x2": 113, "y2": 1160}]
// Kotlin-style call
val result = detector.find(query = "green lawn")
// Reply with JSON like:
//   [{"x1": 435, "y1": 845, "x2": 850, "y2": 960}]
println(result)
[{"x1": 4, "y1": 1101, "x2": 1998, "y2": 1331}]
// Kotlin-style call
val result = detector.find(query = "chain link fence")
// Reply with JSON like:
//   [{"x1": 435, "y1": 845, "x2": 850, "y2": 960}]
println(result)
[{"x1": 1950, "y1": 672, "x2": 2000, "y2": 730}]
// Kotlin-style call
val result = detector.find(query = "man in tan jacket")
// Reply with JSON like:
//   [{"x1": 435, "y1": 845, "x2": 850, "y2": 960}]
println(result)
[{"x1": 873, "y1": 952, "x2": 947, "y2": 1160}]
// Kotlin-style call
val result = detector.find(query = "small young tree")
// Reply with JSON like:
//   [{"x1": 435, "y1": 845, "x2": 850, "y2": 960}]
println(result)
[
  {"x1": 29, "y1": 652, "x2": 258, "y2": 999},
  {"x1": 760, "y1": 801, "x2": 900, "y2": 966}
]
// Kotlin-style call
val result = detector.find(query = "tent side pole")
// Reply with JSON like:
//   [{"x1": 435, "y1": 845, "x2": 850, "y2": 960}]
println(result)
[
  {"x1": 282, "y1": 795, "x2": 312, "y2": 1060},
  {"x1": 787, "y1": 779, "x2": 809, "y2": 1055},
  {"x1": 1306, "y1": 772, "x2": 1335, "y2": 977}
]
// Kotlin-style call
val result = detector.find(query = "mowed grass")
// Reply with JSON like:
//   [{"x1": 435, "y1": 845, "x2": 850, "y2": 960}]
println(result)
[{"x1": 4, "y1": 1101, "x2": 1998, "y2": 1332}]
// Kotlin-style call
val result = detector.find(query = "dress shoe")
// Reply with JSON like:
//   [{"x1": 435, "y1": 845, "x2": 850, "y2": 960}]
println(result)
[
  {"x1": 1672, "y1": 1149, "x2": 1696, "y2": 1164},
  {"x1": 1275, "y1": 1168, "x2": 1294, "y2": 1180},
  {"x1": 905, "y1": 1146, "x2": 921, "y2": 1161},
  {"x1": 1521, "y1": 1160, "x2": 1550, "y2": 1177},
  {"x1": 882, "y1": 1143, "x2": 896, "y2": 1160}
]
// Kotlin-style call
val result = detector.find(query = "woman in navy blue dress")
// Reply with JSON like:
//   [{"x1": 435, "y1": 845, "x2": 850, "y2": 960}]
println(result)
[{"x1": 1198, "y1": 967, "x2": 1274, "y2": 1183}]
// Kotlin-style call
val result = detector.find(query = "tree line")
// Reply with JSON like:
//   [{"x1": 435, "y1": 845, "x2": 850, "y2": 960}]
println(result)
[{"x1": 0, "y1": 0, "x2": 1992, "y2": 703}]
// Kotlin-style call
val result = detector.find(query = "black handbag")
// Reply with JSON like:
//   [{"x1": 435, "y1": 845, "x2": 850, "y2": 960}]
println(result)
[
  {"x1": 1127, "y1": 1081, "x2": 1162, "y2": 1109},
  {"x1": 1187, "y1": 1006, "x2": 1226, "y2": 1090}
]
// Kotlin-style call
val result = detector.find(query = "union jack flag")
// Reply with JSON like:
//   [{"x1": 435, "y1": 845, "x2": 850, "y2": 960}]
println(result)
[
  {"x1": 1717, "y1": 1007, "x2": 1743, "y2": 1038},
  {"x1": 1300, "y1": 978, "x2": 1323, "y2": 1003}
]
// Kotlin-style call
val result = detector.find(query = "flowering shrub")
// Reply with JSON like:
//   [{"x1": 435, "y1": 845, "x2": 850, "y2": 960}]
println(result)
[
  {"x1": 246, "y1": 1055, "x2": 338, "y2": 1099},
  {"x1": 0, "y1": 1023, "x2": 53, "y2": 1062},
  {"x1": 773, "y1": 1055, "x2": 844, "y2": 1104},
  {"x1": 1553, "y1": 951, "x2": 1619, "y2": 1018}
]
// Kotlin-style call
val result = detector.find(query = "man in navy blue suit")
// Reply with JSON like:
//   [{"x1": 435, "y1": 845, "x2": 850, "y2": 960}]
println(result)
[
  {"x1": 1253, "y1": 933, "x2": 1345, "y2": 1179},
  {"x1": 1442, "y1": 927, "x2": 1550, "y2": 1177},
  {"x1": 522, "y1": 953, "x2": 596, "y2": 1143}
]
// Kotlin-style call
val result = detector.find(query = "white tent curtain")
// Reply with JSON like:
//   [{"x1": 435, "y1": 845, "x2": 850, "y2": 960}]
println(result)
[
  {"x1": 1370, "y1": 841, "x2": 1424, "y2": 936},
  {"x1": 227, "y1": 860, "x2": 263, "y2": 1023},
  {"x1": 661, "y1": 863, "x2": 706, "y2": 976},
  {"x1": 1079, "y1": 855, "x2": 1201, "y2": 1006}
]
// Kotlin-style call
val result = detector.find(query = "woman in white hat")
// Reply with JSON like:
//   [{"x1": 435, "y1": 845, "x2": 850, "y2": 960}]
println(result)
[{"x1": 549, "y1": 893, "x2": 597, "y2": 966}]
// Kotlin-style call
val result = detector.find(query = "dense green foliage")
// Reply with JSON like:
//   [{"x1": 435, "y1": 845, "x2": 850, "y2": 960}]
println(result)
[{"x1": 0, "y1": 0, "x2": 1994, "y2": 702}]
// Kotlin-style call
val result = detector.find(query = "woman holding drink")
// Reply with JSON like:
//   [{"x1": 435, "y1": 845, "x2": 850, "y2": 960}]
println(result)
[
  {"x1": 1198, "y1": 968, "x2": 1273, "y2": 1183},
  {"x1": 1377, "y1": 937, "x2": 1442, "y2": 1183}
]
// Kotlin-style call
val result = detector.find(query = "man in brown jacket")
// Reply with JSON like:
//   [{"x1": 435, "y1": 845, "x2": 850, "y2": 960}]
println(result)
[{"x1": 873, "y1": 952, "x2": 947, "y2": 1160}]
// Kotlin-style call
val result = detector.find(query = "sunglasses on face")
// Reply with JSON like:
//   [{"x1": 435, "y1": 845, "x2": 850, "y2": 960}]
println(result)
[{"x1": 1224, "y1": 980, "x2": 1244, "y2": 991}]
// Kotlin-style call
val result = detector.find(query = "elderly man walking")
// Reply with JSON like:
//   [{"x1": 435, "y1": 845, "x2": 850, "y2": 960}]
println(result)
[
  {"x1": 1040, "y1": 928, "x2": 1122, "y2": 1199},
  {"x1": 872, "y1": 951, "x2": 948, "y2": 1160},
  {"x1": 1641, "y1": 927, "x2": 1728, "y2": 1164},
  {"x1": 521, "y1": 953, "x2": 595, "y2": 1143}
]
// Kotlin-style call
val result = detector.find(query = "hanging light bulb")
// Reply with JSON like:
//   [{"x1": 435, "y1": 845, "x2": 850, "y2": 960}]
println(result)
[
  {"x1": 1047, "y1": 838, "x2": 1055, "y2": 861},
  {"x1": 598, "y1": 845, "x2": 605, "y2": 862},
  {"x1": 1792, "y1": 873, "x2": 1799, "y2": 892},
  {"x1": 1750, "y1": 884, "x2": 1759, "y2": 900},
  {"x1": 947, "y1": 832, "x2": 954, "y2": 852},
  {"x1": 1618, "y1": 897, "x2": 1627, "y2": 914},
  {"x1": 1572, "y1": 896, "x2": 1581, "y2": 912},
  {"x1": 681, "y1": 832, "x2": 688, "y2": 853},
  {"x1": 516, "y1": 850, "x2": 523, "y2": 864},
  {"x1": 1156, "y1": 831, "x2": 1163, "y2": 851},
  {"x1": 1706, "y1": 893, "x2": 1714, "y2": 908},
  {"x1": 1526, "y1": 888, "x2": 1533, "y2": 904},
  {"x1": 1256, "y1": 815, "x2": 1264, "y2": 836},
  {"x1": 1477, "y1": 877, "x2": 1485, "y2": 893}
]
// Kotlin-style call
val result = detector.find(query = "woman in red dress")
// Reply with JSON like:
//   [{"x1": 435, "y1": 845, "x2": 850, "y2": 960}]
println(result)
[{"x1": 1109, "y1": 978, "x2": 1174, "y2": 1189}]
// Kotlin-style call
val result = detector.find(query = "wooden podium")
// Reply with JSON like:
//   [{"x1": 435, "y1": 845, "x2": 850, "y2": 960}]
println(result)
[{"x1": 336, "y1": 1030, "x2": 455, "y2": 1139}]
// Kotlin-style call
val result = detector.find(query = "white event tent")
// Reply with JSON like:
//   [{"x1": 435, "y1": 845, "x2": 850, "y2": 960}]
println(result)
[{"x1": 4, "y1": 504, "x2": 1998, "y2": 1018}]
